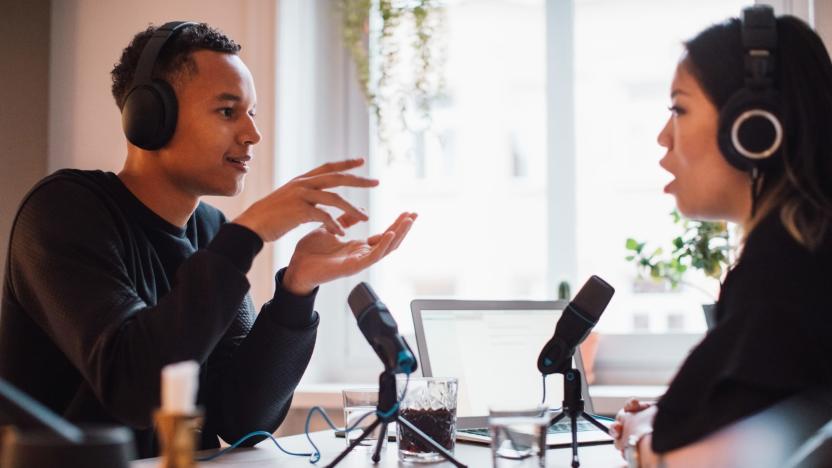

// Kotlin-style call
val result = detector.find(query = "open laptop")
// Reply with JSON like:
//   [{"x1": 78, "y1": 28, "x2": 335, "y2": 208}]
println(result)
[{"x1": 411, "y1": 299, "x2": 613, "y2": 447}]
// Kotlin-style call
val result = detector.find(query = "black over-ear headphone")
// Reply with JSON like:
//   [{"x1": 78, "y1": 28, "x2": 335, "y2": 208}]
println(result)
[
  {"x1": 717, "y1": 5, "x2": 783, "y2": 173},
  {"x1": 121, "y1": 21, "x2": 196, "y2": 150}
]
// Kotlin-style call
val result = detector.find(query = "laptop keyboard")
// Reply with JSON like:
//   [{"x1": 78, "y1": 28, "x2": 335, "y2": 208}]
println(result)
[{"x1": 460, "y1": 420, "x2": 597, "y2": 438}]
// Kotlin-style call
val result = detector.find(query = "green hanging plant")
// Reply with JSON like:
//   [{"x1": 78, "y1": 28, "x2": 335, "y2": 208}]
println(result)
[
  {"x1": 625, "y1": 210, "x2": 733, "y2": 298},
  {"x1": 340, "y1": 0, "x2": 373, "y2": 102},
  {"x1": 337, "y1": 0, "x2": 446, "y2": 162}
]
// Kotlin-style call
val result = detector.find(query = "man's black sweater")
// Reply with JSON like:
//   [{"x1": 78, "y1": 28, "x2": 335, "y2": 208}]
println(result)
[{"x1": 0, "y1": 169, "x2": 319, "y2": 458}]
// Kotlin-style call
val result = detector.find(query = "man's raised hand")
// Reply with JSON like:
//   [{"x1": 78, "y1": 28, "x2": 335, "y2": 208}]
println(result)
[{"x1": 232, "y1": 159, "x2": 377, "y2": 242}]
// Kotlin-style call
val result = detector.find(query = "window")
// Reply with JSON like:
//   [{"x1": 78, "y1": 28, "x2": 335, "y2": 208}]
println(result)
[
  {"x1": 368, "y1": 0, "x2": 549, "y2": 335},
  {"x1": 276, "y1": 0, "x2": 813, "y2": 383},
  {"x1": 572, "y1": 0, "x2": 750, "y2": 333},
  {"x1": 368, "y1": 0, "x2": 749, "y2": 336}
]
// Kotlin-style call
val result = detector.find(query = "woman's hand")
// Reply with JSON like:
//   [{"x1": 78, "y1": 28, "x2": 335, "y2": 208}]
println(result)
[{"x1": 611, "y1": 398, "x2": 657, "y2": 456}]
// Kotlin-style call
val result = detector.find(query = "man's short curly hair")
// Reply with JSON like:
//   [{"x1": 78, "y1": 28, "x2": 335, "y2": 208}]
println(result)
[{"x1": 111, "y1": 22, "x2": 241, "y2": 110}]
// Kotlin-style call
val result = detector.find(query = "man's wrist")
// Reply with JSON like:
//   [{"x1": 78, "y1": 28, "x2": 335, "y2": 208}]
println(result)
[
  {"x1": 282, "y1": 267, "x2": 316, "y2": 296},
  {"x1": 231, "y1": 212, "x2": 264, "y2": 241},
  {"x1": 269, "y1": 268, "x2": 319, "y2": 328}
]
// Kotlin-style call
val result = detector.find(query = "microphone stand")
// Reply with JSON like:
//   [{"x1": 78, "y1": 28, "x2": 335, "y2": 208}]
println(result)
[
  {"x1": 548, "y1": 367, "x2": 610, "y2": 468},
  {"x1": 325, "y1": 370, "x2": 467, "y2": 468}
]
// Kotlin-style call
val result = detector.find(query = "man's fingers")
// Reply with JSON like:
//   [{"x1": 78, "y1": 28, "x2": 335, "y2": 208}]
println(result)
[
  {"x1": 309, "y1": 208, "x2": 344, "y2": 236},
  {"x1": 387, "y1": 211, "x2": 410, "y2": 231},
  {"x1": 305, "y1": 190, "x2": 368, "y2": 224},
  {"x1": 387, "y1": 215, "x2": 415, "y2": 253},
  {"x1": 298, "y1": 158, "x2": 365, "y2": 178},
  {"x1": 366, "y1": 212, "x2": 416, "y2": 249},
  {"x1": 306, "y1": 173, "x2": 379, "y2": 190},
  {"x1": 367, "y1": 231, "x2": 396, "y2": 263},
  {"x1": 380, "y1": 212, "x2": 412, "y2": 238},
  {"x1": 394, "y1": 213, "x2": 418, "y2": 243},
  {"x1": 350, "y1": 231, "x2": 396, "y2": 271},
  {"x1": 337, "y1": 209, "x2": 368, "y2": 229}
]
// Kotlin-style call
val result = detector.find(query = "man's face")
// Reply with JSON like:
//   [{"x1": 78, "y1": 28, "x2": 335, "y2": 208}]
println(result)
[{"x1": 158, "y1": 50, "x2": 261, "y2": 197}]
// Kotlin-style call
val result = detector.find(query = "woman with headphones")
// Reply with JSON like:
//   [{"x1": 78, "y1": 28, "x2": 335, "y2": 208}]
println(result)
[{"x1": 610, "y1": 6, "x2": 832, "y2": 467}]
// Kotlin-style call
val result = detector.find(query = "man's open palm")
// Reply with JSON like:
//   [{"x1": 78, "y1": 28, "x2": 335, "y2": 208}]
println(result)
[{"x1": 282, "y1": 212, "x2": 417, "y2": 294}]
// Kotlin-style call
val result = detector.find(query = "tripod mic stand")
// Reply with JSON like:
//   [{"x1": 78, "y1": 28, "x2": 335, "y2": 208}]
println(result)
[
  {"x1": 325, "y1": 370, "x2": 467, "y2": 468},
  {"x1": 548, "y1": 368, "x2": 610, "y2": 468}
]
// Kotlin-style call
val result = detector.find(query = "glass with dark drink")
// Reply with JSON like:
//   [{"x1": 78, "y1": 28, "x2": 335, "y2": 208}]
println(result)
[{"x1": 395, "y1": 376, "x2": 458, "y2": 463}]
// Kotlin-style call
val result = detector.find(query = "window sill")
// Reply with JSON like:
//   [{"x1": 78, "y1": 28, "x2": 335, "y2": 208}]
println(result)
[{"x1": 291, "y1": 383, "x2": 667, "y2": 417}]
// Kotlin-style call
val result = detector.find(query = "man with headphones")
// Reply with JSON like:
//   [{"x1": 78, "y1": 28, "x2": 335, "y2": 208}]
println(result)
[{"x1": 0, "y1": 22, "x2": 415, "y2": 458}]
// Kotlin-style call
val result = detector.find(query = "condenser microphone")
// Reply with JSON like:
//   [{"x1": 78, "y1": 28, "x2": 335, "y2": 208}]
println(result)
[
  {"x1": 0, "y1": 377, "x2": 83, "y2": 443},
  {"x1": 349, "y1": 282, "x2": 417, "y2": 374},
  {"x1": 0, "y1": 377, "x2": 134, "y2": 467},
  {"x1": 537, "y1": 275, "x2": 614, "y2": 375}
]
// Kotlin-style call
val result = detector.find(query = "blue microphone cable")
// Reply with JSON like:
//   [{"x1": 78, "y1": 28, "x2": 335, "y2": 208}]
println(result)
[
  {"x1": 198, "y1": 372, "x2": 413, "y2": 464},
  {"x1": 305, "y1": 372, "x2": 411, "y2": 463}
]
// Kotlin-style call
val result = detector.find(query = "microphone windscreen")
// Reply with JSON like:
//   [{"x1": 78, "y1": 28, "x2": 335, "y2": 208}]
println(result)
[
  {"x1": 571, "y1": 275, "x2": 615, "y2": 321},
  {"x1": 348, "y1": 282, "x2": 378, "y2": 319}
]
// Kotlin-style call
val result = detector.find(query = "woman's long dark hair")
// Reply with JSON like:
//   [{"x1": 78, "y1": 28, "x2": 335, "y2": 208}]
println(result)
[{"x1": 684, "y1": 15, "x2": 832, "y2": 250}]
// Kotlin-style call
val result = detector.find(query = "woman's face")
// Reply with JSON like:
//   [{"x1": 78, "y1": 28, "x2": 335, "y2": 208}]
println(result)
[{"x1": 658, "y1": 60, "x2": 750, "y2": 223}]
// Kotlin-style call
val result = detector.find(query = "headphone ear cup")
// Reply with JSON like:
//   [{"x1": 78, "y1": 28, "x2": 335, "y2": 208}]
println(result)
[
  {"x1": 718, "y1": 88, "x2": 783, "y2": 172},
  {"x1": 121, "y1": 79, "x2": 178, "y2": 150}
]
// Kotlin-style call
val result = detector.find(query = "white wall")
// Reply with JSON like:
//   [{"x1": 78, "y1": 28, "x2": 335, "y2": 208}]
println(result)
[
  {"x1": 47, "y1": 0, "x2": 279, "y2": 305},
  {"x1": 816, "y1": 0, "x2": 832, "y2": 52}
]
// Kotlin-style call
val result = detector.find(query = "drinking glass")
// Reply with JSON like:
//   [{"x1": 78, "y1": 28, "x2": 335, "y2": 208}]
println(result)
[
  {"x1": 489, "y1": 406, "x2": 549, "y2": 467},
  {"x1": 342, "y1": 387, "x2": 386, "y2": 452},
  {"x1": 395, "y1": 376, "x2": 458, "y2": 463}
]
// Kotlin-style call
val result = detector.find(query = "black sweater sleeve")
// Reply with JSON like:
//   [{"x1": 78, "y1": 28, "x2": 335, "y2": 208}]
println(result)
[
  {"x1": 7, "y1": 179, "x2": 256, "y2": 428},
  {"x1": 202, "y1": 267, "x2": 319, "y2": 445}
]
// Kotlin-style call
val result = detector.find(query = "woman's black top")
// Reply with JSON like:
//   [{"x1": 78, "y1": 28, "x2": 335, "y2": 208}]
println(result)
[{"x1": 652, "y1": 210, "x2": 832, "y2": 452}]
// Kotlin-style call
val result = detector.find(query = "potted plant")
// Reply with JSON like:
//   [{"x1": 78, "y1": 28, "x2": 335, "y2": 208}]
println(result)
[{"x1": 625, "y1": 210, "x2": 733, "y2": 327}]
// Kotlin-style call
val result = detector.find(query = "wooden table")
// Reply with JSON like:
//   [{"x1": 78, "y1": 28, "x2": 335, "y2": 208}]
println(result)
[{"x1": 132, "y1": 431, "x2": 626, "y2": 467}]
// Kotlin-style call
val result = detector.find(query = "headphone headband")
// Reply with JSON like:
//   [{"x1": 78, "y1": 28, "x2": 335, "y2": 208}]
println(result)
[
  {"x1": 716, "y1": 5, "x2": 782, "y2": 217},
  {"x1": 132, "y1": 21, "x2": 196, "y2": 86},
  {"x1": 741, "y1": 6, "x2": 777, "y2": 89}
]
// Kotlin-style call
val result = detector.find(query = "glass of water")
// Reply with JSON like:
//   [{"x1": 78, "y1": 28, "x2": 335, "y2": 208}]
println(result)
[
  {"x1": 342, "y1": 387, "x2": 386, "y2": 451},
  {"x1": 489, "y1": 406, "x2": 550, "y2": 468}
]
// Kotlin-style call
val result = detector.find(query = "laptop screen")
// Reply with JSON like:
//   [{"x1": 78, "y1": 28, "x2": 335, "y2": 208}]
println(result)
[{"x1": 416, "y1": 305, "x2": 571, "y2": 418}]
